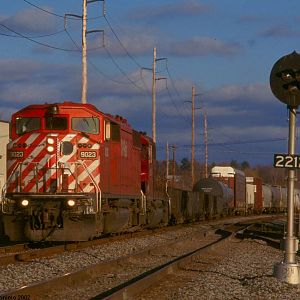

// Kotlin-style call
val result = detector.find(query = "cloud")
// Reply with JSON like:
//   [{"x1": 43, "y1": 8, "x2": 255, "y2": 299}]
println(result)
[
  {"x1": 0, "y1": 59, "x2": 80, "y2": 106},
  {"x1": 206, "y1": 83, "x2": 272, "y2": 103},
  {"x1": 211, "y1": 125, "x2": 287, "y2": 142},
  {"x1": 99, "y1": 27, "x2": 157, "y2": 57},
  {"x1": 166, "y1": 37, "x2": 243, "y2": 57},
  {"x1": 127, "y1": 0, "x2": 212, "y2": 21},
  {"x1": 259, "y1": 25, "x2": 299, "y2": 38},
  {"x1": 1, "y1": 7, "x2": 58, "y2": 34}
]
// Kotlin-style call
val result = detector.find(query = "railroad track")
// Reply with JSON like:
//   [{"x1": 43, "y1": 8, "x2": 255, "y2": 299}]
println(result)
[
  {"x1": 0, "y1": 226, "x2": 186, "y2": 266},
  {"x1": 0, "y1": 215, "x2": 284, "y2": 299},
  {"x1": 0, "y1": 215, "x2": 278, "y2": 267},
  {"x1": 0, "y1": 220, "x2": 254, "y2": 300}
]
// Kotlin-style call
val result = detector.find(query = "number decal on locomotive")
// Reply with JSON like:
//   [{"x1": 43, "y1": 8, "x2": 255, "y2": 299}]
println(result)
[
  {"x1": 80, "y1": 151, "x2": 97, "y2": 159},
  {"x1": 9, "y1": 151, "x2": 24, "y2": 158},
  {"x1": 274, "y1": 153, "x2": 300, "y2": 168}
]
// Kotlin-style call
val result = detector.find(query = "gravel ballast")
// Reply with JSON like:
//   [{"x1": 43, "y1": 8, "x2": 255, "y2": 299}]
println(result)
[{"x1": 136, "y1": 238, "x2": 300, "y2": 300}]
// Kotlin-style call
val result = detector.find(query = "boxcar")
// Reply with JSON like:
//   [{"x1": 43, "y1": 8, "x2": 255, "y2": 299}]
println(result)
[{"x1": 246, "y1": 177, "x2": 263, "y2": 214}]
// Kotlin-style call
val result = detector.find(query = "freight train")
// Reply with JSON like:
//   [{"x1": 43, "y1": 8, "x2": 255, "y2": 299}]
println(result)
[{"x1": 0, "y1": 102, "x2": 296, "y2": 242}]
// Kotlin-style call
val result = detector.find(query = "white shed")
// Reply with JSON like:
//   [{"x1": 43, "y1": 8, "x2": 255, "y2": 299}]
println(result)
[{"x1": 0, "y1": 121, "x2": 9, "y2": 201}]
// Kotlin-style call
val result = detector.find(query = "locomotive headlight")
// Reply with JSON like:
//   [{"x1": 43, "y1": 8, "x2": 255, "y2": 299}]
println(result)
[
  {"x1": 67, "y1": 199, "x2": 75, "y2": 207},
  {"x1": 47, "y1": 145, "x2": 55, "y2": 153},
  {"x1": 21, "y1": 199, "x2": 29, "y2": 206},
  {"x1": 47, "y1": 137, "x2": 55, "y2": 145}
]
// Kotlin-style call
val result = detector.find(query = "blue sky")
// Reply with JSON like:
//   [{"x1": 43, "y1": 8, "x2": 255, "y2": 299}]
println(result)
[{"x1": 1, "y1": 0, "x2": 300, "y2": 166}]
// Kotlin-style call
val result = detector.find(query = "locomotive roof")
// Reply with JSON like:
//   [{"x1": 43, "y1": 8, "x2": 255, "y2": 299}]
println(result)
[
  {"x1": 13, "y1": 101, "x2": 100, "y2": 115},
  {"x1": 12, "y1": 101, "x2": 132, "y2": 126},
  {"x1": 11, "y1": 101, "x2": 152, "y2": 139}
]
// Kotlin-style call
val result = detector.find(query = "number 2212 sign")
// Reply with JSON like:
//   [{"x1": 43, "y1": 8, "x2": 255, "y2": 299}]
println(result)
[{"x1": 274, "y1": 154, "x2": 300, "y2": 169}]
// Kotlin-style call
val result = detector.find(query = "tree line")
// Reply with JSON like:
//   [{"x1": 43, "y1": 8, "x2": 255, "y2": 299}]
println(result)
[{"x1": 155, "y1": 158, "x2": 292, "y2": 189}]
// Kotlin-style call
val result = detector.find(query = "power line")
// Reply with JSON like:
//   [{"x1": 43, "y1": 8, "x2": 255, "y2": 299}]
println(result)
[
  {"x1": 173, "y1": 137, "x2": 287, "y2": 149},
  {"x1": 0, "y1": 23, "x2": 79, "y2": 52},
  {"x1": 22, "y1": 0, "x2": 66, "y2": 19},
  {"x1": 103, "y1": 45, "x2": 146, "y2": 92},
  {"x1": 64, "y1": 27, "x2": 137, "y2": 85},
  {"x1": 0, "y1": 29, "x2": 66, "y2": 39},
  {"x1": 104, "y1": 15, "x2": 142, "y2": 69},
  {"x1": 22, "y1": 0, "x2": 103, "y2": 20}
]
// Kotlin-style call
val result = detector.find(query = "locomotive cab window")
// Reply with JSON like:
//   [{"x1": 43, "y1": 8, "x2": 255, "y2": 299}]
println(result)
[
  {"x1": 72, "y1": 117, "x2": 99, "y2": 134},
  {"x1": 16, "y1": 117, "x2": 41, "y2": 135},
  {"x1": 46, "y1": 117, "x2": 68, "y2": 130}
]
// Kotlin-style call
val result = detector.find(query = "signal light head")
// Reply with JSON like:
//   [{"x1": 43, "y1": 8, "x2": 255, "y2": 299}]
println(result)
[{"x1": 281, "y1": 72, "x2": 293, "y2": 82}]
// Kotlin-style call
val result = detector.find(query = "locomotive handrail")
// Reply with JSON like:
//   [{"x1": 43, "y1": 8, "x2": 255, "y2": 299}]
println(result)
[
  {"x1": 1, "y1": 162, "x2": 21, "y2": 213},
  {"x1": 77, "y1": 160, "x2": 101, "y2": 213}
]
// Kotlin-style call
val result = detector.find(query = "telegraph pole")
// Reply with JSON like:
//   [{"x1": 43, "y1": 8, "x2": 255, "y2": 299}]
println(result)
[
  {"x1": 191, "y1": 86, "x2": 195, "y2": 186},
  {"x1": 65, "y1": 0, "x2": 105, "y2": 104},
  {"x1": 204, "y1": 112, "x2": 208, "y2": 178},
  {"x1": 151, "y1": 48, "x2": 167, "y2": 143},
  {"x1": 81, "y1": 0, "x2": 87, "y2": 104},
  {"x1": 166, "y1": 141, "x2": 169, "y2": 180},
  {"x1": 171, "y1": 145, "x2": 176, "y2": 184},
  {"x1": 152, "y1": 47, "x2": 157, "y2": 143}
]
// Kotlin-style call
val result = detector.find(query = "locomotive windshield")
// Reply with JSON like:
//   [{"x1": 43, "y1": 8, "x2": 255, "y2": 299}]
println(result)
[
  {"x1": 45, "y1": 116, "x2": 68, "y2": 130},
  {"x1": 72, "y1": 117, "x2": 99, "y2": 134},
  {"x1": 16, "y1": 117, "x2": 41, "y2": 135}
]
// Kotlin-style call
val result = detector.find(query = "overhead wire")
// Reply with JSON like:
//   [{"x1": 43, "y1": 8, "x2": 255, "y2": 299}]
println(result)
[
  {"x1": 103, "y1": 46, "x2": 144, "y2": 89},
  {"x1": 104, "y1": 15, "x2": 142, "y2": 69},
  {"x1": 22, "y1": 0, "x2": 103, "y2": 20},
  {"x1": 0, "y1": 23, "x2": 79, "y2": 52},
  {"x1": 0, "y1": 28, "x2": 66, "y2": 39},
  {"x1": 64, "y1": 27, "x2": 142, "y2": 85}
]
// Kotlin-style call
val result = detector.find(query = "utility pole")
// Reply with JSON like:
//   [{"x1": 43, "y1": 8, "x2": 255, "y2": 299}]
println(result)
[
  {"x1": 82, "y1": 0, "x2": 87, "y2": 104},
  {"x1": 65, "y1": 0, "x2": 105, "y2": 104},
  {"x1": 203, "y1": 112, "x2": 208, "y2": 178},
  {"x1": 166, "y1": 141, "x2": 169, "y2": 180},
  {"x1": 152, "y1": 47, "x2": 157, "y2": 143},
  {"x1": 150, "y1": 47, "x2": 167, "y2": 143},
  {"x1": 191, "y1": 86, "x2": 195, "y2": 186},
  {"x1": 171, "y1": 145, "x2": 176, "y2": 184}
]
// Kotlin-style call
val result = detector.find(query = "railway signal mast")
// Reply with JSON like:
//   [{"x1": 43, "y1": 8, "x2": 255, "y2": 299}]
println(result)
[{"x1": 270, "y1": 51, "x2": 300, "y2": 284}]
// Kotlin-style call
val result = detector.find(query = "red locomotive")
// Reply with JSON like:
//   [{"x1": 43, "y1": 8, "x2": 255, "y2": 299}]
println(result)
[{"x1": 2, "y1": 102, "x2": 164, "y2": 241}]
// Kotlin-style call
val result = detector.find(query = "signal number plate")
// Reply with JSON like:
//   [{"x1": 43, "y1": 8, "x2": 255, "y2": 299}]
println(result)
[
  {"x1": 274, "y1": 153, "x2": 300, "y2": 169},
  {"x1": 80, "y1": 151, "x2": 97, "y2": 159},
  {"x1": 9, "y1": 151, "x2": 24, "y2": 158}
]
